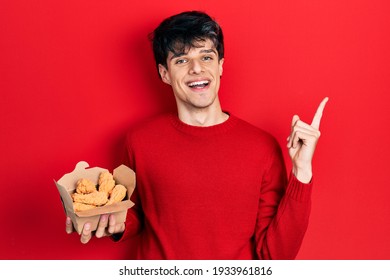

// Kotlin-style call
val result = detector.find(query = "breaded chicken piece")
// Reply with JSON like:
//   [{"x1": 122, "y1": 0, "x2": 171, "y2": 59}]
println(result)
[
  {"x1": 72, "y1": 191, "x2": 108, "y2": 206},
  {"x1": 73, "y1": 202, "x2": 97, "y2": 212},
  {"x1": 76, "y1": 178, "x2": 97, "y2": 194},
  {"x1": 105, "y1": 184, "x2": 127, "y2": 206},
  {"x1": 98, "y1": 171, "x2": 114, "y2": 185},
  {"x1": 98, "y1": 178, "x2": 115, "y2": 195}
]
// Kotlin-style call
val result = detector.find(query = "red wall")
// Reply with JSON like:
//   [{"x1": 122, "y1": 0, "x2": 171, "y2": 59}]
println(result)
[{"x1": 1, "y1": 0, "x2": 389, "y2": 259}]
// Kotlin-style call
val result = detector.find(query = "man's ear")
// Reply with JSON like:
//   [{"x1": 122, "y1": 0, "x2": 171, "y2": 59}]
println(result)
[
  {"x1": 219, "y1": 58, "x2": 224, "y2": 77},
  {"x1": 158, "y1": 64, "x2": 171, "y2": 85}
]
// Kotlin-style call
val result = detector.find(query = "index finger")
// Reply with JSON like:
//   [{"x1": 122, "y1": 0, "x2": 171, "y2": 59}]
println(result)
[{"x1": 311, "y1": 97, "x2": 329, "y2": 129}]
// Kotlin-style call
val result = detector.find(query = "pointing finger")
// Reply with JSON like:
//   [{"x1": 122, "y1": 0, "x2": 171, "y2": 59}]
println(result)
[{"x1": 311, "y1": 97, "x2": 329, "y2": 129}]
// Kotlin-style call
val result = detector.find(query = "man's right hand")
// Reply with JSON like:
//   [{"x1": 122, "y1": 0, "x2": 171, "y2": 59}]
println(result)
[{"x1": 66, "y1": 214, "x2": 125, "y2": 244}]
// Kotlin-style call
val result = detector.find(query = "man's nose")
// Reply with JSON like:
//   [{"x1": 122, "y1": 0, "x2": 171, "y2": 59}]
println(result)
[{"x1": 189, "y1": 60, "x2": 203, "y2": 74}]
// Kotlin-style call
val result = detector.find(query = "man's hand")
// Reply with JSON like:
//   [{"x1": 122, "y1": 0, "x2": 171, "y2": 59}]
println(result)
[
  {"x1": 66, "y1": 214, "x2": 125, "y2": 244},
  {"x1": 287, "y1": 97, "x2": 329, "y2": 183}
]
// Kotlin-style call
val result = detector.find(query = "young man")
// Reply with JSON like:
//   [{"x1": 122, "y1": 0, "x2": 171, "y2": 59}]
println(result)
[{"x1": 66, "y1": 11, "x2": 328, "y2": 259}]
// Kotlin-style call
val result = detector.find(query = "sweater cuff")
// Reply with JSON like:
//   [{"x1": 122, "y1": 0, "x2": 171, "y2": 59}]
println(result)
[
  {"x1": 110, "y1": 209, "x2": 142, "y2": 243},
  {"x1": 285, "y1": 172, "x2": 313, "y2": 202}
]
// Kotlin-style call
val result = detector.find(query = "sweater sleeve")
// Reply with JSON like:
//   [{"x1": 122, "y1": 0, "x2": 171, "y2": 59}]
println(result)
[
  {"x1": 254, "y1": 142, "x2": 312, "y2": 259},
  {"x1": 112, "y1": 132, "x2": 144, "y2": 242}
]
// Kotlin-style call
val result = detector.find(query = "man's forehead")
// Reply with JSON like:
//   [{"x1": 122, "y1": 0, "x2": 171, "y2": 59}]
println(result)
[{"x1": 169, "y1": 39, "x2": 217, "y2": 58}]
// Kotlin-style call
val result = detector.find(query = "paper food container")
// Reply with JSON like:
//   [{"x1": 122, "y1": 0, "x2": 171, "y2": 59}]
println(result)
[{"x1": 54, "y1": 161, "x2": 136, "y2": 234}]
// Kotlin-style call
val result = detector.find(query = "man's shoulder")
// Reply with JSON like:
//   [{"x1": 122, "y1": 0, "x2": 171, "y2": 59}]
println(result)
[
  {"x1": 126, "y1": 113, "x2": 173, "y2": 138},
  {"x1": 233, "y1": 115, "x2": 275, "y2": 138},
  {"x1": 135, "y1": 113, "x2": 172, "y2": 130},
  {"x1": 232, "y1": 114, "x2": 280, "y2": 149}
]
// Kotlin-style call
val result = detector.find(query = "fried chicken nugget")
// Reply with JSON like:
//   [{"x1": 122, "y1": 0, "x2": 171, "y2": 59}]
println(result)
[
  {"x1": 76, "y1": 178, "x2": 97, "y2": 194},
  {"x1": 98, "y1": 171, "x2": 114, "y2": 185},
  {"x1": 72, "y1": 191, "x2": 108, "y2": 206},
  {"x1": 73, "y1": 202, "x2": 97, "y2": 212},
  {"x1": 105, "y1": 184, "x2": 127, "y2": 206},
  {"x1": 98, "y1": 178, "x2": 115, "y2": 195}
]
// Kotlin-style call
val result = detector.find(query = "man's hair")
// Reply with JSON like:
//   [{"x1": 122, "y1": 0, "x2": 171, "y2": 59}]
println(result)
[{"x1": 149, "y1": 11, "x2": 224, "y2": 77}]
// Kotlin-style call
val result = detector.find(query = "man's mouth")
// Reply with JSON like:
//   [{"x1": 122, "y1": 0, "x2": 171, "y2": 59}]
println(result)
[{"x1": 187, "y1": 80, "x2": 210, "y2": 89}]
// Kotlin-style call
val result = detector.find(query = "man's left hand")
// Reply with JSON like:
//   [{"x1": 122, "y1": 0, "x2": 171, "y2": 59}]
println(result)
[{"x1": 287, "y1": 97, "x2": 329, "y2": 183}]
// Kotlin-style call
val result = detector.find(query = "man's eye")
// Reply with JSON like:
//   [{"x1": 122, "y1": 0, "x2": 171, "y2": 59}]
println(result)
[
  {"x1": 175, "y1": 59, "x2": 187, "y2": 64},
  {"x1": 203, "y1": 56, "x2": 213, "y2": 61}
]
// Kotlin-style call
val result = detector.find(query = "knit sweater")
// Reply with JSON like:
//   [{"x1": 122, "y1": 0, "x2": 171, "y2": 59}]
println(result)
[{"x1": 118, "y1": 113, "x2": 312, "y2": 260}]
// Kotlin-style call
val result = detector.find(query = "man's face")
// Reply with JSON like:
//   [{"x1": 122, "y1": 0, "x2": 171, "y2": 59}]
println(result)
[{"x1": 158, "y1": 39, "x2": 224, "y2": 113}]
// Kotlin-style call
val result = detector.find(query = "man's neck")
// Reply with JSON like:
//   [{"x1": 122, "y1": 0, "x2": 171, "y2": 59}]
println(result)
[{"x1": 178, "y1": 107, "x2": 229, "y2": 127}]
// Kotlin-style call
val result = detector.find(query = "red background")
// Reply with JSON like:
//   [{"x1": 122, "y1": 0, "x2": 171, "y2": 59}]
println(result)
[{"x1": 1, "y1": 0, "x2": 389, "y2": 259}]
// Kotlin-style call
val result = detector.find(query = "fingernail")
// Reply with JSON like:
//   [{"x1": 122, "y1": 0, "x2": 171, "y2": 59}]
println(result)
[
  {"x1": 85, "y1": 223, "x2": 90, "y2": 231},
  {"x1": 66, "y1": 217, "x2": 71, "y2": 224}
]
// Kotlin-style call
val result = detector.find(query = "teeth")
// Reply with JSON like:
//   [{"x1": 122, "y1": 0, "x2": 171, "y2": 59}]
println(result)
[{"x1": 188, "y1": 80, "x2": 209, "y2": 87}]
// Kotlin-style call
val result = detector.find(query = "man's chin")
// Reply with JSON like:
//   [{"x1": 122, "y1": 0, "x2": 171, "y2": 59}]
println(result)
[{"x1": 189, "y1": 98, "x2": 217, "y2": 110}]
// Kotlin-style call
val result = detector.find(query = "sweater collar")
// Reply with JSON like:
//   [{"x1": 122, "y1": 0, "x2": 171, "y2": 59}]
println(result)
[{"x1": 169, "y1": 111, "x2": 238, "y2": 136}]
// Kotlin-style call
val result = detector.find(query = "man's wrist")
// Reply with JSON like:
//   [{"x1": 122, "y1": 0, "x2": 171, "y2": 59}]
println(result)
[{"x1": 292, "y1": 165, "x2": 313, "y2": 184}]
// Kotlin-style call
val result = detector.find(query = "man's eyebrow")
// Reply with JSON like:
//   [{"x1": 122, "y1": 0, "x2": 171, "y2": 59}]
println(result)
[
  {"x1": 169, "y1": 52, "x2": 186, "y2": 60},
  {"x1": 169, "y1": 48, "x2": 217, "y2": 60},
  {"x1": 200, "y1": 49, "x2": 217, "y2": 54}
]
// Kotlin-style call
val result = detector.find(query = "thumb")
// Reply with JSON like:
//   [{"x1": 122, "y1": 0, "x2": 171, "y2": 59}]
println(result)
[
  {"x1": 287, "y1": 115, "x2": 300, "y2": 149},
  {"x1": 291, "y1": 115, "x2": 300, "y2": 129}
]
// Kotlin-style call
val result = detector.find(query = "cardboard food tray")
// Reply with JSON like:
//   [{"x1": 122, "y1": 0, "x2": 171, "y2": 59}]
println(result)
[{"x1": 54, "y1": 161, "x2": 136, "y2": 234}]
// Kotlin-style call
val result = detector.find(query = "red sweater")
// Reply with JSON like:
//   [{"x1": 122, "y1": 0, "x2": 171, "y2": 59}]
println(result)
[{"x1": 119, "y1": 113, "x2": 312, "y2": 260}]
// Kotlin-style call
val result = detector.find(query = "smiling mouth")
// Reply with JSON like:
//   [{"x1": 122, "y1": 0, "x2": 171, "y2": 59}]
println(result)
[{"x1": 187, "y1": 80, "x2": 210, "y2": 89}]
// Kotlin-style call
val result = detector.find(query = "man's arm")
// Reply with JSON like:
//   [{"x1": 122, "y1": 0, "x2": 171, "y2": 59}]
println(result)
[
  {"x1": 254, "y1": 142, "x2": 312, "y2": 259},
  {"x1": 254, "y1": 98, "x2": 328, "y2": 259}
]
